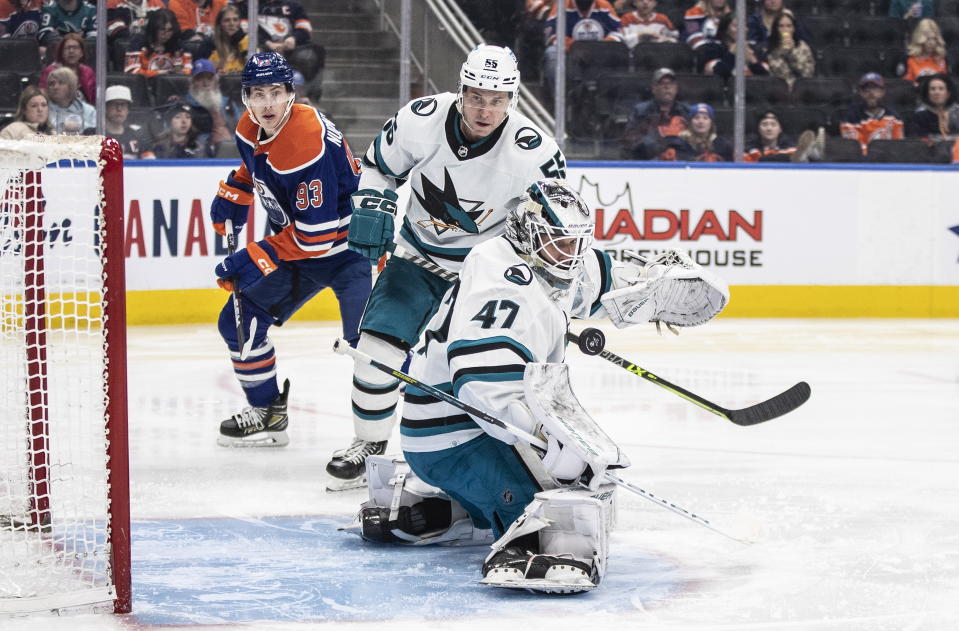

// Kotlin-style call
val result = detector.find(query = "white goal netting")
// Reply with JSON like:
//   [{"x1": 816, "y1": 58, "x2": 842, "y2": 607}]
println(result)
[{"x1": 0, "y1": 137, "x2": 128, "y2": 615}]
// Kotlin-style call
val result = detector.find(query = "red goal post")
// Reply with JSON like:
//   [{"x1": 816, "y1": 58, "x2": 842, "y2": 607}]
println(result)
[{"x1": 0, "y1": 136, "x2": 130, "y2": 615}]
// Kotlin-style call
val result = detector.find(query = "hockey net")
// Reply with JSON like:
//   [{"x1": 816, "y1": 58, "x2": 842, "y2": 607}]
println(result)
[{"x1": 0, "y1": 137, "x2": 130, "y2": 615}]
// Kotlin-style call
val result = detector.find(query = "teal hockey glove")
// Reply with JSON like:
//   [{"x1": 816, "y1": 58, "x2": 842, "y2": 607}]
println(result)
[{"x1": 348, "y1": 188, "x2": 399, "y2": 263}]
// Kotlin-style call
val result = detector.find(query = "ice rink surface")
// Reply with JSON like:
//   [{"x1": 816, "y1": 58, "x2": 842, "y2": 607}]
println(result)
[{"x1": 4, "y1": 318, "x2": 958, "y2": 631}]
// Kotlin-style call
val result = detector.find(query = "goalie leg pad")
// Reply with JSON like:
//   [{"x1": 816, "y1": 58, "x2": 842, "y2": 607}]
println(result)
[
  {"x1": 480, "y1": 485, "x2": 616, "y2": 594},
  {"x1": 338, "y1": 455, "x2": 492, "y2": 546}
]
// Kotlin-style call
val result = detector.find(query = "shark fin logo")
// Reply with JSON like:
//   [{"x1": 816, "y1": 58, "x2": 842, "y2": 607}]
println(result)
[
  {"x1": 504, "y1": 263, "x2": 532, "y2": 286},
  {"x1": 414, "y1": 169, "x2": 493, "y2": 235}
]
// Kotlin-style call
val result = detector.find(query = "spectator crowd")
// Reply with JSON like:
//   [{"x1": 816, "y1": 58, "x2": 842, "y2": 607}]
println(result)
[{"x1": 0, "y1": 0, "x2": 324, "y2": 159}]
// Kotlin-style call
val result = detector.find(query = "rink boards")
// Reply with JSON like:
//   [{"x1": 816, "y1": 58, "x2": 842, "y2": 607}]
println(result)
[{"x1": 110, "y1": 160, "x2": 959, "y2": 323}]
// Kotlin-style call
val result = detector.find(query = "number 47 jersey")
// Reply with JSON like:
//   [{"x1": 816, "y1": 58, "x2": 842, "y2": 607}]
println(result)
[{"x1": 361, "y1": 92, "x2": 567, "y2": 274}]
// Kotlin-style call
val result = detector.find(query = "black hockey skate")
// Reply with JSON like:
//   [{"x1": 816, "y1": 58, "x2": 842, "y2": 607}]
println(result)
[
  {"x1": 325, "y1": 437, "x2": 387, "y2": 491},
  {"x1": 481, "y1": 546, "x2": 596, "y2": 594},
  {"x1": 217, "y1": 379, "x2": 290, "y2": 448}
]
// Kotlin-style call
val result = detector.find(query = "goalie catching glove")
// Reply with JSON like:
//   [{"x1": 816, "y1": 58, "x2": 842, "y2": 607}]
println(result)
[
  {"x1": 347, "y1": 188, "x2": 399, "y2": 263},
  {"x1": 215, "y1": 240, "x2": 279, "y2": 292},
  {"x1": 210, "y1": 170, "x2": 254, "y2": 236},
  {"x1": 600, "y1": 248, "x2": 729, "y2": 329}
]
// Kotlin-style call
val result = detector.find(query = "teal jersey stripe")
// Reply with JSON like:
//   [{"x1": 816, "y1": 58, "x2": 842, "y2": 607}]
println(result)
[
  {"x1": 448, "y1": 336, "x2": 535, "y2": 364},
  {"x1": 451, "y1": 370, "x2": 525, "y2": 397},
  {"x1": 372, "y1": 133, "x2": 411, "y2": 180},
  {"x1": 591, "y1": 249, "x2": 614, "y2": 316},
  {"x1": 400, "y1": 419, "x2": 481, "y2": 437}
]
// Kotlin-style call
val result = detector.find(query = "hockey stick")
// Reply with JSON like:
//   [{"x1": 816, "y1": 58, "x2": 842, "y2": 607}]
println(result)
[
  {"x1": 568, "y1": 328, "x2": 811, "y2": 426},
  {"x1": 224, "y1": 219, "x2": 253, "y2": 360},
  {"x1": 333, "y1": 338, "x2": 751, "y2": 545},
  {"x1": 385, "y1": 242, "x2": 458, "y2": 282}
]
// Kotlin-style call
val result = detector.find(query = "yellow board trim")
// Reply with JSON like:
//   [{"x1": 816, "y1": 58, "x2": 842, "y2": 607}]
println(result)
[{"x1": 123, "y1": 285, "x2": 959, "y2": 325}]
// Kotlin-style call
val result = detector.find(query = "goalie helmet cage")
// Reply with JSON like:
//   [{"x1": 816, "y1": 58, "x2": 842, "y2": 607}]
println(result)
[{"x1": 0, "y1": 137, "x2": 131, "y2": 615}]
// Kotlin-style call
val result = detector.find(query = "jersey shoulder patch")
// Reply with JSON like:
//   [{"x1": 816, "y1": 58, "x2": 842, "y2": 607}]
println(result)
[
  {"x1": 409, "y1": 96, "x2": 440, "y2": 117},
  {"x1": 504, "y1": 263, "x2": 533, "y2": 286}
]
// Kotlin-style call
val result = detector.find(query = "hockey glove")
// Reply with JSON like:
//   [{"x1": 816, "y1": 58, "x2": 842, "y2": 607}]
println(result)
[
  {"x1": 348, "y1": 188, "x2": 399, "y2": 263},
  {"x1": 211, "y1": 170, "x2": 254, "y2": 236},
  {"x1": 215, "y1": 240, "x2": 279, "y2": 292}
]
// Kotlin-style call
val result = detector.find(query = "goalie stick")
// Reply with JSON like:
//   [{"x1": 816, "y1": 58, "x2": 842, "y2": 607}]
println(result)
[
  {"x1": 333, "y1": 338, "x2": 751, "y2": 545},
  {"x1": 568, "y1": 327, "x2": 811, "y2": 426}
]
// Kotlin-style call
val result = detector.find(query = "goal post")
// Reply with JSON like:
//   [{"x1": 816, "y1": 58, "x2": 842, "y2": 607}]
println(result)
[{"x1": 0, "y1": 136, "x2": 131, "y2": 615}]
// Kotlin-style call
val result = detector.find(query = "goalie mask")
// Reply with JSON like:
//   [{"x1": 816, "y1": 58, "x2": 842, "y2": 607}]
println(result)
[
  {"x1": 456, "y1": 44, "x2": 521, "y2": 122},
  {"x1": 506, "y1": 180, "x2": 594, "y2": 288}
]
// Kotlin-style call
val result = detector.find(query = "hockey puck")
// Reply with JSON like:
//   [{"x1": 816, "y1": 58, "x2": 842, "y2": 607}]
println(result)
[{"x1": 577, "y1": 328, "x2": 605, "y2": 356}]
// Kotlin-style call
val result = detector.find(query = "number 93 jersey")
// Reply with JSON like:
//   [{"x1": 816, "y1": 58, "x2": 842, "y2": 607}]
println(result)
[
  {"x1": 399, "y1": 237, "x2": 607, "y2": 454},
  {"x1": 361, "y1": 92, "x2": 566, "y2": 273}
]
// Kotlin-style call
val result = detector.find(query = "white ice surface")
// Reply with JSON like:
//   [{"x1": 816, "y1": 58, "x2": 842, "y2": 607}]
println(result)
[{"x1": 3, "y1": 318, "x2": 958, "y2": 631}]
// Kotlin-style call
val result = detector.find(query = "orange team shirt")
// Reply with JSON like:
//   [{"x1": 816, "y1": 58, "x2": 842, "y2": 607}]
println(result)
[
  {"x1": 743, "y1": 147, "x2": 796, "y2": 162},
  {"x1": 170, "y1": 0, "x2": 227, "y2": 39},
  {"x1": 903, "y1": 56, "x2": 948, "y2": 83},
  {"x1": 840, "y1": 116, "x2": 904, "y2": 151},
  {"x1": 124, "y1": 48, "x2": 193, "y2": 77}
]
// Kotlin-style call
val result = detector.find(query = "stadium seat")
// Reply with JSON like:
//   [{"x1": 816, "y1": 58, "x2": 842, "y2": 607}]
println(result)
[
  {"x1": 566, "y1": 40, "x2": 629, "y2": 84},
  {"x1": 105, "y1": 73, "x2": 152, "y2": 108},
  {"x1": 675, "y1": 73, "x2": 726, "y2": 107},
  {"x1": 823, "y1": 136, "x2": 863, "y2": 161},
  {"x1": 816, "y1": 0, "x2": 859, "y2": 16},
  {"x1": 791, "y1": 77, "x2": 854, "y2": 109},
  {"x1": 0, "y1": 39, "x2": 42, "y2": 75},
  {"x1": 632, "y1": 43, "x2": 694, "y2": 74},
  {"x1": 220, "y1": 74, "x2": 243, "y2": 105},
  {"x1": 0, "y1": 72, "x2": 23, "y2": 110},
  {"x1": 847, "y1": 17, "x2": 905, "y2": 48},
  {"x1": 744, "y1": 75, "x2": 790, "y2": 107},
  {"x1": 712, "y1": 106, "x2": 758, "y2": 136},
  {"x1": 867, "y1": 138, "x2": 933, "y2": 163},
  {"x1": 883, "y1": 78, "x2": 918, "y2": 116},
  {"x1": 596, "y1": 72, "x2": 646, "y2": 140},
  {"x1": 935, "y1": 16, "x2": 959, "y2": 46},
  {"x1": 775, "y1": 106, "x2": 829, "y2": 136},
  {"x1": 802, "y1": 16, "x2": 849, "y2": 49},
  {"x1": 819, "y1": 46, "x2": 888, "y2": 78},
  {"x1": 152, "y1": 74, "x2": 190, "y2": 104},
  {"x1": 938, "y1": 0, "x2": 959, "y2": 17},
  {"x1": 788, "y1": 0, "x2": 818, "y2": 15}
]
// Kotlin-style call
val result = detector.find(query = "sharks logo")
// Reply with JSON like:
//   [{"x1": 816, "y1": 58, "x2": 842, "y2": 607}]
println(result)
[
  {"x1": 504, "y1": 263, "x2": 533, "y2": 285},
  {"x1": 514, "y1": 127, "x2": 542, "y2": 150},
  {"x1": 411, "y1": 98, "x2": 437, "y2": 116},
  {"x1": 414, "y1": 168, "x2": 493, "y2": 235}
]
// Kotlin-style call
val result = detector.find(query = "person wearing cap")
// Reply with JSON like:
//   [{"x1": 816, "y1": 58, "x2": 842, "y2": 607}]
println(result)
[
  {"x1": 105, "y1": 84, "x2": 155, "y2": 159},
  {"x1": 622, "y1": 67, "x2": 689, "y2": 159},
  {"x1": 660, "y1": 103, "x2": 732, "y2": 161},
  {"x1": 153, "y1": 102, "x2": 207, "y2": 158},
  {"x1": 840, "y1": 73, "x2": 904, "y2": 154},
  {"x1": 743, "y1": 109, "x2": 796, "y2": 162},
  {"x1": 185, "y1": 57, "x2": 241, "y2": 148},
  {"x1": 618, "y1": 0, "x2": 678, "y2": 47}
]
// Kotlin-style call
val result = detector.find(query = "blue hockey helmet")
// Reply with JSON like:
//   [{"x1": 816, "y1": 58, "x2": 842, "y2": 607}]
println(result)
[{"x1": 241, "y1": 52, "x2": 295, "y2": 91}]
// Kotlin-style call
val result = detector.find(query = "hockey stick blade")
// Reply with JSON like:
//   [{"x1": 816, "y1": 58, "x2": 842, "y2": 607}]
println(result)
[
  {"x1": 725, "y1": 381, "x2": 811, "y2": 426},
  {"x1": 568, "y1": 328, "x2": 811, "y2": 426}
]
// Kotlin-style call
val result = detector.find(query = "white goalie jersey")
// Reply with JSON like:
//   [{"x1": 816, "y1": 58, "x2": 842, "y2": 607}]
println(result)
[
  {"x1": 399, "y1": 237, "x2": 609, "y2": 454},
  {"x1": 359, "y1": 92, "x2": 566, "y2": 273}
]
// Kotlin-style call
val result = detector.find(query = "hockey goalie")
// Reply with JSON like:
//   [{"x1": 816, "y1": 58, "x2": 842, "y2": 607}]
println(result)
[{"x1": 341, "y1": 179, "x2": 728, "y2": 593}]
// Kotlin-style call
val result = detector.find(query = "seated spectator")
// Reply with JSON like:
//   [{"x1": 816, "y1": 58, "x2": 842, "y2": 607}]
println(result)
[
  {"x1": 107, "y1": 0, "x2": 163, "y2": 41},
  {"x1": 766, "y1": 11, "x2": 814, "y2": 90},
  {"x1": 542, "y1": 0, "x2": 622, "y2": 91},
  {"x1": 618, "y1": 0, "x2": 678, "y2": 47},
  {"x1": 701, "y1": 13, "x2": 768, "y2": 78},
  {"x1": 38, "y1": 0, "x2": 96, "y2": 47},
  {"x1": 209, "y1": 4, "x2": 247, "y2": 74},
  {"x1": 0, "y1": 85, "x2": 52, "y2": 140},
  {"x1": 903, "y1": 18, "x2": 948, "y2": 83},
  {"x1": 46, "y1": 66, "x2": 96, "y2": 134},
  {"x1": 683, "y1": 0, "x2": 730, "y2": 54},
  {"x1": 40, "y1": 33, "x2": 96, "y2": 105},
  {"x1": 153, "y1": 102, "x2": 208, "y2": 158},
  {"x1": 104, "y1": 85, "x2": 155, "y2": 159},
  {"x1": 125, "y1": 8, "x2": 193, "y2": 76},
  {"x1": 910, "y1": 73, "x2": 959, "y2": 139},
  {"x1": 234, "y1": 0, "x2": 313, "y2": 55},
  {"x1": 170, "y1": 0, "x2": 225, "y2": 41},
  {"x1": 661, "y1": 102, "x2": 733, "y2": 161},
  {"x1": 888, "y1": 0, "x2": 934, "y2": 19},
  {"x1": 183, "y1": 57, "x2": 241, "y2": 147},
  {"x1": 0, "y1": 0, "x2": 42, "y2": 39},
  {"x1": 746, "y1": 0, "x2": 809, "y2": 57},
  {"x1": 840, "y1": 73, "x2": 905, "y2": 153},
  {"x1": 743, "y1": 109, "x2": 796, "y2": 161},
  {"x1": 622, "y1": 67, "x2": 689, "y2": 159}
]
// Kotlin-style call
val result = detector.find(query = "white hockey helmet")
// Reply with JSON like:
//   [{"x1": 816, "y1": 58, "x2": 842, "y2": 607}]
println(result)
[
  {"x1": 456, "y1": 44, "x2": 521, "y2": 117},
  {"x1": 506, "y1": 180, "x2": 594, "y2": 288}
]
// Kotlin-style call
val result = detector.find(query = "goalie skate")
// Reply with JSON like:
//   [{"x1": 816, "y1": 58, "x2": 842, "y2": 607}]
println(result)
[
  {"x1": 217, "y1": 379, "x2": 290, "y2": 447},
  {"x1": 480, "y1": 548, "x2": 596, "y2": 594}
]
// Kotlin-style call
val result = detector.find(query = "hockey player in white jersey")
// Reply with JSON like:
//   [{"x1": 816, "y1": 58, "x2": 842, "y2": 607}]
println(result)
[
  {"x1": 325, "y1": 44, "x2": 570, "y2": 489},
  {"x1": 342, "y1": 180, "x2": 625, "y2": 593}
]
